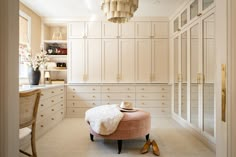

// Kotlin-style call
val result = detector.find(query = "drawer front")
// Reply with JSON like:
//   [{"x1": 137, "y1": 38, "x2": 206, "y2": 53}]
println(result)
[
  {"x1": 67, "y1": 93, "x2": 101, "y2": 100},
  {"x1": 37, "y1": 100, "x2": 64, "y2": 121},
  {"x1": 102, "y1": 93, "x2": 135, "y2": 100},
  {"x1": 101, "y1": 86, "x2": 135, "y2": 92},
  {"x1": 67, "y1": 100, "x2": 101, "y2": 108},
  {"x1": 67, "y1": 86, "x2": 101, "y2": 93},
  {"x1": 101, "y1": 100, "x2": 135, "y2": 106},
  {"x1": 136, "y1": 100, "x2": 170, "y2": 108},
  {"x1": 66, "y1": 108, "x2": 89, "y2": 117},
  {"x1": 38, "y1": 93, "x2": 64, "y2": 111},
  {"x1": 40, "y1": 86, "x2": 64, "y2": 100},
  {"x1": 138, "y1": 107, "x2": 170, "y2": 116},
  {"x1": 136, "y1": 86, "x2": 170, "y2": 92},
  {"x1": 136, "y1": 93, "x2": 170, "y2": 100}
]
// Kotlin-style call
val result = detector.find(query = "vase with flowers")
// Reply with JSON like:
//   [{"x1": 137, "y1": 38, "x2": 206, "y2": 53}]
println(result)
[{"x1": 20, "y1": 45, "x2": 49, "y2": 85}]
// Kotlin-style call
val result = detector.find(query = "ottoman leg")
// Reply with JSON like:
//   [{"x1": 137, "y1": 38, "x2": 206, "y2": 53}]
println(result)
[
  {"x1": 146, "y1": 134, "x2": 150, "y2": 141},
  {"x1": 117, "y1": 140, "x2": 122, "y2": 154},
  {"x1": 90, "y1": 133, "x2": 94, "y2": 142}
]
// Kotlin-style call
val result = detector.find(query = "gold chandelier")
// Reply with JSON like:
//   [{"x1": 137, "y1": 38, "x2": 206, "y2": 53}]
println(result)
[{"x1": 101, "y1": 0, "x2": 139, "y2": 23}]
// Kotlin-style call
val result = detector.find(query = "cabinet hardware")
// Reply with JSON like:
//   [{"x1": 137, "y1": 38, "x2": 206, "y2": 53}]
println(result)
[
  {"x1": 197, "y1": 13, "x2": 202, "y2": 16},
  {"x1": 41, "y1": 94, "x2": 44, "y2": 96},
  {"x1": 51, "y1": 109, "x2": 54, "y2": 111},
  {"x1": 221, "y1": 64, "x2": 226, "y2": 122},
  {"x1": 178, "y1": 28, "x2": 181, "y2": 31},
  {"x1": 60, "y1": 89, "x2": 63, "y2": 91},
  {"x1": 40, "y1": 115, "x2": 44, "y2": 117},
  {"x1": 51, "y1": 118, "x2": 54, "y2": 120},
  {"x1": 107, "y1": 88, "x2": 110, "y2": 90},
  {"x1": 41, "y1": 104, "x2": 44, "y2": 107},
  {"x1": 51, "y1": 91, "x2": 54, "y2": 94},
  {"x1": 51, "y1": 100, "x2": 54, "y2": 103},
  {"x1": 60, "y1": 97, "x2": 63, "y2": 99},
  {"x1": 141, "y1": 88, "x2": 144, "y2": 90},
  {"x1": 40, "y1": 125, "x2": 44, "y2": 128},
  {"x1": 92, "y1": 96, "x2": 95, "y2": 98},
  {"x1": 92, "y1": 88, "x2": 95, "y2": 91},
  {"x1": 61, "y1": 112, "x2": 63, "y2": 114}
]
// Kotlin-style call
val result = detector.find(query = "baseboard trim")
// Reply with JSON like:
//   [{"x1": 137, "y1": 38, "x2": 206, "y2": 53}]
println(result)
[{"x1": 172, "y1": 114, "x2": 216, "y2": 152}]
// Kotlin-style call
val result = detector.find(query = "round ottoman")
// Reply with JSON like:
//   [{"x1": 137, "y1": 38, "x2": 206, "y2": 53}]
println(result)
[{"x1": 89, "y1": 109, "x2": 151, "y2": 154}]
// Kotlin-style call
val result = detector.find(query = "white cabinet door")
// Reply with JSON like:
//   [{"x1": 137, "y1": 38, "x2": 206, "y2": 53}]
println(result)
[
  {"x1": 85, "y1": 39, "x2": 102, "y2": 83},
  {"x1": 119, "y1": 39, "x2": 135, "y2": 83},
  {"x1": 68, "y1": 22, "x2": 85, "y2": 38},
  {"x1": 68, "y1": 39, "x2": 85, "y2": 83},
  {"x1": 135, "y1": 39, "x2": 152, "y2": 83},
  {"x1": 102, "y1": 22, "x2": 118, "y2": 38},
  {"x1": 152, "y1": 22, "x2": 169, "y2": 38},
  {"x1": 135, "y1": 22, "x2": 152, "y2": 38},
  {"x1": 152, "y1": 39, "x2": 169, "y2": 83},
  {"x1": 102, "y1": 39, "x2": 119, "y2": 82},
  {"x1": 86, "y1": 21, "x2": 101, "y2": 38},
  {"x1": 119, "y1": 22, "x2": 135, "y2": 38}
]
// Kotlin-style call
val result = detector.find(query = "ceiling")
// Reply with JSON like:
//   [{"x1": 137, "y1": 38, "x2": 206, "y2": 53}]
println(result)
[{"x1": 20, "y1": 0, "x2": 189, "y2": 18}]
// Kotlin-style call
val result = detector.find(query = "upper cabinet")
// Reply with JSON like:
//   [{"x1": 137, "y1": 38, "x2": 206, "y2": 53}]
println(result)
[
  {"x1": 171, "y1": 0, "x2": 215, "y2": 35},
  {"x1": 68, "y1": 22, "x2": 101, "y2": 38},
  {"x1": 102, "y1": 22, "x2": 119, "y2": 38},
  {"x1": 135, "y1": 21, "x2": 169, "y2": 38}
]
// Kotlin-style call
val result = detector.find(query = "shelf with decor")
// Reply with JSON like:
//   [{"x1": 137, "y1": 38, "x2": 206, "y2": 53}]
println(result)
[{"x1": 42, "y1": 22, "x2": 68, "y2": 84}]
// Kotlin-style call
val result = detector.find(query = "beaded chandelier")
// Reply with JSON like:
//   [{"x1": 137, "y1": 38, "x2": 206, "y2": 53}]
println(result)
[{"x1": 101, "y1": 0, "x2": 139, "y2": 23}]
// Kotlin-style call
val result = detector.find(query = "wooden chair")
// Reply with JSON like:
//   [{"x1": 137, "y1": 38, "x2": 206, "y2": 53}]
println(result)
[{"x1": 19, "y1": 89, "x2": 41, "y2": 157}]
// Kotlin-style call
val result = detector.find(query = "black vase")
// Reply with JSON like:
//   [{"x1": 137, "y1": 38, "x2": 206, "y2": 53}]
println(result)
[{"x1": 28, "y1": 67, "x2": 41, "y2": 85}]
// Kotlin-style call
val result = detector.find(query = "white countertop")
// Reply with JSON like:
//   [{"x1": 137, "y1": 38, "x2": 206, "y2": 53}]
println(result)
[{"x1": 19, "y1": 84, "x2": 65, "y2": 92}]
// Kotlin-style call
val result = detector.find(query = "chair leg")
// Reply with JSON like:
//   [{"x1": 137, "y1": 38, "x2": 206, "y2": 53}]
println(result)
[
  {"x1": 146, "y1": 134, "x2": 150, "y2": 141},
  {"x1": 31, "y1": 126, "x2": 37, "y2": 157},
  {"x1": 90, "y1": 133, "x2": 94, "y2": 142},
  {"x1": 117, "y1": 140, "x2": 122, "y2": 154}
]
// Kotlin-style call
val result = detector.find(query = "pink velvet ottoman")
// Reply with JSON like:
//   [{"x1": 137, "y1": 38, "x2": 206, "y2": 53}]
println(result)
[{"x1": 89, "y1": 109, "x2": 151, "y2": 154}]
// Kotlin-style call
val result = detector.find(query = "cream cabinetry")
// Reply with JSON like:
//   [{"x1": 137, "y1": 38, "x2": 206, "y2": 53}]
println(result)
[
  {"x1": 102, "y1": 22, "x2": 135, "y2": 38},
  {"x1": 36, "y1": 86, "x2": 65, "y2": 138},
  {"x1": 66, "y1": 84, "x2": 171, "y2": 117},
  {"x1": 67, "y1": 85, "x2": 101, "y2": 117},
  {"x1": 68, "y1": 38, "x2": 101, "y2": 83},
  {"x1": 135, "y1": 21, "x2": 169, "y2": 38},
  {"x1": 102, "y1": 39, "x2": 135, "y2": 83},
  {"x1": 68, "y1": 21, "x2": 101, "y2": 38},
  {"x1": 136, "y1": 39, "x2": 152, "y2": 83}
]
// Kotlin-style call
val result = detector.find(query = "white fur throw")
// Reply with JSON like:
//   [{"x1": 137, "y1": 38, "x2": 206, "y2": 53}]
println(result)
[{"x1": 85, "y1": 105, "x2": 124, "y2": 135}]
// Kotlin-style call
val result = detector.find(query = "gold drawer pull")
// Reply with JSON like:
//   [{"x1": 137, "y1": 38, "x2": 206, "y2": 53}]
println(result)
[
  {"x1": 142, "y1": 103, "x2": 145, "y2": 105},
  {"x1": 107, "y1": 88, "x2": 110, "y2": 90},
  {"x1": 73, "y1": 88, "x2": 75, "y2": 91},
  {"x1": 127, "y1": 88, "x2": 130, "y2": 90},
  {"x1": 51, "y1": 100, "x2": 54, "y2": 103},
  {"x1": 40, "y1": 125, "x2": 44, "y2": 128},
  {"x1": 127, "y1": 95, "x2": 130, "y2": 98},
  {"x1": 41, "y1": 94, "x2": 44, "y2": 96},
  {"x1": 161, "y1": 110, "x2": 165, "y2": 112},
  {"x1": 40, "y1": 104, "x2": 44, "y2": 107},
  {"x1": 51, "y1": 91, "x2": 54, "y2": 94},
  {"x1": 162, "y1": 103, "x2": 165, "y2": 105},
  {"x1": 60, "y1": 96, "x2": 63, "y2": 99},
  {"x1": 72, "y1": 110, "x2": 75, "y2": 112},
  {"x1": 73, "y1": 96, "x2": 75, "y2": 98},
  {"x1": 51, "y1": 118, "x2": 54, "y2": 120},
  {"x1": 61, "y1": 104, "x2": 63, "y2": 106},
  {"x1": 92, "y1": 88, "x2": 95, "y2": 91},
  {"x1": 107, "y1": 96, "x2": 110, "y2": 98},
  {"x1": 141, "y1": 88, "x2": 144, "y2": 90},
  {"x1": 92, "y1": 103, "x2": 96, "y2": 105},
  {"x1": 162, "y1": 88, "x2": 165, "y2": 91},
  {"x1": 40, "y1": 115, "x2": 44, "y2": 117},
  {"x1": 60, "y1": 89, "x2": 63, "y2": 91},
  {"x1": 51, "y1": 109, "x2": 54, "y2": 111},
  {"x1": 107, "y1": 103, "x2": 110, "y2": 104},
  {"x1": 142, "y1": 95, "x2": 144, "y2": 98},
  {"x1": 61, "y1": 112, "x2": 63, "y2": 114},
  {"x1": 162, "y1": 95, "x2": 165, "y2": 98},
  {"x1": 92, "y1": 95, "x2": 95, "y2": 98}
]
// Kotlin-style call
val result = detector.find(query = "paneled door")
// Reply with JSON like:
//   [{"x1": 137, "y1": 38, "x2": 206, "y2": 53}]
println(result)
[
  {"x1": 174, "y1": 37, "x2": 179, "y2": 114},
  {"x1": 68, "y1": 39, "x2": 85, "y2": 83},
  {"x1": 118, "y1": 39, "x2": 135, "y2": 83},
  {"x1": 85, "y1": 39, "x2": 102, "y2": 83},
  {"x1": 152, "y1": 39, "x2": 169, "y2": 83},
  {"x1": 135, "y1": 39, "x2": 152, "y2": 83},
  {"x1": 102, "y1": 39, "x2": 119, "y2": 83}
]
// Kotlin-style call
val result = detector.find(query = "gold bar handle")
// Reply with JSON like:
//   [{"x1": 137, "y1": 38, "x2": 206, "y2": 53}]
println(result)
[{"x1": 221, "y1": 64, "x2": 226, "y2": 122}]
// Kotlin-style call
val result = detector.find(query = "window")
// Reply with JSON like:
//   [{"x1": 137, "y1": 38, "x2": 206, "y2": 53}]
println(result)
[{"x1": 19, "y1": 10, "x2": 31, "y2": 78}]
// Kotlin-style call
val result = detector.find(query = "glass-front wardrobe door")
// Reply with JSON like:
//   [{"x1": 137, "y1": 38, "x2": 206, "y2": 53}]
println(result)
[
  {"x1": 181, "y1": 31, "x2": 187, "y2": 120},
  {"x1": 203, "y1": 13, "x2": 215, "y2": 137},
  {"x1": 174, "y1": 37, "x2": 179, "y2": 114},
  {"x1": 190, "y1": 23, "x2": 199, "y2": 127}
]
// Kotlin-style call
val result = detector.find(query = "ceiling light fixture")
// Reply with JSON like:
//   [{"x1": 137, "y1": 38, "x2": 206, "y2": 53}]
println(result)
[{"x1": 101, "y1": 0, "x2": 139, "y2": 23}]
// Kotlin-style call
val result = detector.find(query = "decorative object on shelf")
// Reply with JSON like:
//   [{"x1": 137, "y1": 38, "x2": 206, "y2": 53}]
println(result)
[
  {"x1": 44, "y1": 71, "x2": 51, "y2": 84},
  {"x1": 52, "y1": 27, "x2": 63, "y2": 40},
  {"x1": 20, "y1": 46, "x2": 49, "y2": 85},
  {"x1": 101, "y1": 0, "x2": 139, "y2": 23},
  {"x1": 46, "y1": 43, "x2": 67, "y2": 55},
  {"x1": 56, "y1": 62, "x2": 66, "y2": 68}
]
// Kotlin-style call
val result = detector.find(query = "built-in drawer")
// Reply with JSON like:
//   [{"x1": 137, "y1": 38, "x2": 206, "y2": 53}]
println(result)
[
  {"x1": 67, "y1": 93, "x2": 101, "y2": 100},
  {"x1": 138, "y1": 107, "x2": 170, "y2": 117},
  {"x1": 67, "y1": 85, "x2": 101, "y2": 93},
  {"x1": 136, "y1": 100, "x2": 169, "y2": 108},
  {"x1": 67, "y1": 100, "x2": 101, "y2": 108},
  {"x1": 38, "y1": 93, "x2": 64, "y2": 111},
  {"x1": 102, "y1": 93, "x2": 135, "y2": 100},
  {"x1": 136, "y1": 86, "x2": 170, "y2": 92},
  {"x1": 101, "y1": 100, "x2": 135, "y2": 106},
  {"x1": 40, "y1": 86, "x2": 64, "y2": 100},
  {"x1": 101, "y1": 86, "x2": 135, "y2": 92},
  {"x1": 136, "y1": 93, "x2": 170, "y2": 100},
  {"x1": 66, "y1": 108, "x2": 89, "y2": 117}
]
